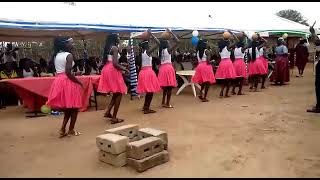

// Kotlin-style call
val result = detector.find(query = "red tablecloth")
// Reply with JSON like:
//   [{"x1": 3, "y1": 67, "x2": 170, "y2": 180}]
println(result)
[{"x1": 2, "y1": 75, "x2": 100, "y2": 112}]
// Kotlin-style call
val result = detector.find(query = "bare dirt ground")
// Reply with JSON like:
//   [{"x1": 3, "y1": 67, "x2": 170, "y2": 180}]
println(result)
[{"x1": 0, "y1": 64, "x2": 320, "y2": 178}]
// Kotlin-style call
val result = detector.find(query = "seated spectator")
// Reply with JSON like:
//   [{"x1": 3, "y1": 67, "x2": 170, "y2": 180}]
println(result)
[
  {"x1": 38, "y1": 57, "x2": 53, "y2": 77},
  {"x1": 73, "y1": 58, "x2": 85, "y2": 76},
  {"x1": 19, "y1": 58, "x2": 39, "y2": 78},
  {"x1": 85, "y1": 57, "x2": 100, "y2": 75},
  {"x1": 0, "y1": 62, "x2": 19, "y2": 108},
  {"x1": 0, "y1": 61, "x2": 18, "y2": 79},
  {"x1": 0, "y1": 43, "x2": 19, "y2": 64}
]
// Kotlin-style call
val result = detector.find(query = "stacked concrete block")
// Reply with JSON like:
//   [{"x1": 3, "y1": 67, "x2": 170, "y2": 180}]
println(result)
[
  {"x1": 105, "y1": 124, "x2": 140, "y2": 142},
  {"x1": 126, "y1": 137, "x2": 169, "y2": 172},
  {"x1": 96, "y1": 133, "x2": 129, "y2": 167},
  {"x1": 97, "y1": 125, "x2": 170, "y2": 172},
  {"x1": 138, "y1": 128, "x2": 168, "y2": 150}
]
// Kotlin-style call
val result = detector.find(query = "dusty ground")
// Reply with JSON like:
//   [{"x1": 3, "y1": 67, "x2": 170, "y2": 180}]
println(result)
[{"x1": 0, "y1": 64, "x2": 320, "y2": 178}]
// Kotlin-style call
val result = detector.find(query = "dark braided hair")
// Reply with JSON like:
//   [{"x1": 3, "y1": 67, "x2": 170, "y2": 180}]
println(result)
[
  {"x1": 218, "y1": 39, "x2": 230, "y2": 52},
  {"x1": 250, "y1": 40, "x2": 259, "y2": 62},
  {"x1": 103, "y1": 33, "x2": 120, "y2": 63},
  {"x1": 159, "y1": 40, "x2": 169, "y2": 60},
  {"x1": 196, "y1": 39, "x2": 208, "y2": 59},
  {"x1": 50, "y1": 36, "x2": 73, "y2": 72},
  {"x1": 139, "y1": 40, "x2": 149, "y2": 67}
]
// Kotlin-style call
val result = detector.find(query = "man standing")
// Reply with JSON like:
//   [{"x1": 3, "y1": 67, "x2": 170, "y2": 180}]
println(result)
[
  {"x1": 295, "y1": 38, "x2": 309, "y2": 77},
  {"x1": 307, "y1": 26, "x2": 320, "y2": 113}
]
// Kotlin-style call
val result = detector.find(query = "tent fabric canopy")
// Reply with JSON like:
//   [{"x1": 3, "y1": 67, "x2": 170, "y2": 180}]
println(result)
[{"x1": 0, "y1": 2, "x2": 312, "y2": 41}]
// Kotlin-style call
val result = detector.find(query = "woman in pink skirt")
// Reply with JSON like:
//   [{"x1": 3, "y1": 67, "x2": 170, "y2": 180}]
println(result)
[
  {"x1": 216, "y1": 31, "x2": 237, "y2": 97},
  {"x1": 232, "y1": 38, "x2": 249, "y2": 95},
  {"x1": 192, "y1": 39, "x2": 216, "y2": 102},
  {"x1": 258, "y1": 39, "x2": 269, "y2": 89},
  {"x1": 47, "y1": 37, "x2": 83, "y2": 138},
  {"x1": 137, "y1": 30, "x2": 161, "y2": 114},
  {"x1": 248, "y1": 34, "x2": 267, "y2": 91},
  {"x1": 158, "y1": 28, "x2": 180, "y2": 108},
  {"x1": 98, "y1": 34, "x2": 129, "y2": 124}
]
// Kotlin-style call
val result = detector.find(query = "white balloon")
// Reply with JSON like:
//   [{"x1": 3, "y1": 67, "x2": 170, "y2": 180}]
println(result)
[{"x1": 192, "y1": 30, "x2": 199, "y2": 37}]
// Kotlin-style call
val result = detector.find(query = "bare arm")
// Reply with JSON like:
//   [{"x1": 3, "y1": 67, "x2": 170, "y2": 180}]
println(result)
[
  {"x1": 257, "y1": 34, "x2": 267, "y2": 49},
  {"x1": 309, "y1": 26, "x2": 320, "y2": 43},
  {"x1": 147, "y1": 31, "x2": 160, "y2": 55},
  {"x1": 227, "y1": 30, "x2": 239, "y2": 51},
  {"x1": 205, "y1": 49, "x2": 211, "y2": 63},
  {"x1": 167, "y1": 28, "x2": 180, "y2": 54},
  {"x1": 65, "y1": 54, "x2": 82, "y2": 87},
  {"x1": 111, "y1": 46, "x2": 129, "y2": 73}
]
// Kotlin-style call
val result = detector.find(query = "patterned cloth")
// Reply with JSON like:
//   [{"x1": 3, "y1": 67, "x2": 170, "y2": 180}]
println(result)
[{"x1": 128, "y1": 36, "x2": 138, "y2": 97}]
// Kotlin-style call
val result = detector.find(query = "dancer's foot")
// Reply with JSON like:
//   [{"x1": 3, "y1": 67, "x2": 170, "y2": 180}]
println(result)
[
  {"x1": 110, "y1": 118, "x2": 124, "y2": 124},
  {"x1": 144, "y1": 109, "x2": 157, "y2": 114},
  {"x1": 104, "y1": 113, "x2": 112, "y2": 118}
]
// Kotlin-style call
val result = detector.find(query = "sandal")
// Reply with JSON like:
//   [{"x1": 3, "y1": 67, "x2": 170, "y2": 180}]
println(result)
[
  {"x1": 111, "y1": 118, "x2": 124, "y2": 124},
  {"x1": 59, "y1": 130, "x2": 68, "y2": 138},
  {"x1": 306, "y1": 107, "x2": 320, "y2": 113},
  {"x1": 202, "y1": 99, "x2": 209, "y2": 102},
  {"x1": 144, "y1": 109, "x2": 157, "y2": 114},
  {"x1": 163, "y1": 105, "x2": 174, "y2": 108},
  {"x1": 67, "y1": 130, "x2": 82, "y2": 136},
  {"x1": 104, "y1": 113, "x2": 112, "y2": 118}
]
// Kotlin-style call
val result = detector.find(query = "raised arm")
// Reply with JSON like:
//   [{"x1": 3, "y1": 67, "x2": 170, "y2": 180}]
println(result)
[
  {"x1": 257, "y1": 33, "x2": 267, "y2": 49},
  {"x1": 147, "y1": 29, "x2": 161, "y2": 55},
  {"x1": 227, "y1": 30, "x2": 239, "y2": 51},
  {"x1": 167, "y1": 28, "x2": 180, "y2": 54}
]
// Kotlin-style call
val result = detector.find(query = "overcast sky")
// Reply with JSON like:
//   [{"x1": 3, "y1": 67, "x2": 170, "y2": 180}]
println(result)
[{"x1": 75, "y1": 2, "x2": 320, "y2": 28}]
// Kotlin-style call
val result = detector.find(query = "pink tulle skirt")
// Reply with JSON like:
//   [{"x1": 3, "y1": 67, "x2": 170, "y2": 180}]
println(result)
[
  {"x1": 98, "y1": 62, "x2": 127, "y2": 94},
  {"x1": 215, "y1": 58, "x2": 236, "y2": 79},
  {"x1": 233, "y1": 58, "x2": 247, "y2": 78},
  {"x1": 158, "y1": 63, "x2": 177, "y2": 87},
  {"x1": 137, "y1": 66, "x2": 161, "y2": 93},
  {"x1": 47, "y1": 73, "x2": 82, "y2": 109},
  {"x1": 192, "y1": 61, "x2": 216, "y2": 84},
  {"x1": 248, "y1": 57, "x2": 267, "y2": 76}
]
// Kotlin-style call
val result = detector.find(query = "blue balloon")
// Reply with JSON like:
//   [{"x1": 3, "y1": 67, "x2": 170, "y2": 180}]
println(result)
[{"x1": 191, "y1": 36, "x2": 199, "y2": 46}]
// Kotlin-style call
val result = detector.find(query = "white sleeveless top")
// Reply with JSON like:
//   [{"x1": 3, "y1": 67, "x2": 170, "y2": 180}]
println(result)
[
  {"x1": 197, "y1": 49, "x2": 207, "y2": 62},
  {"x1": 258, "y1": 48, "x2": 264, "y2": 57},
  {"x1": 219, "y1": 47, "x2": 231, "y2": 59},
  {"x1": 107, "y1": 53, "x2": 120, "y2": 62},
  {"x1": 23, "y1": 68, "x2": 34, "y2": 78},
  {"x1": 142, "y1": 50, "x2": 152, "y2": 67},
  {"x1": 234, "y1": 47, "x2": 245, "y2": 59},
  {"x1": 160, "y1": 48, "x2": 172, "y2": 64},
  {"x1": 248, "y1": 47, "x2": 260, "y2": 59},
  {"x1": 54, "y1": 52, "x2": 74, "y2": 74}
]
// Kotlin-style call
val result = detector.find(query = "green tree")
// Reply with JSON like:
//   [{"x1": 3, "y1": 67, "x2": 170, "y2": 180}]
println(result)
[{"x1": 276, "y1": 9, "x2": 309, "y2": 26}]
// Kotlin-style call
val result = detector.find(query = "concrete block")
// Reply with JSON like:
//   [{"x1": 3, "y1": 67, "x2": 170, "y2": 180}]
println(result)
[
  {"x1": 96, "y1": 134, "x2": 129, "y2": 154},
  {"x1": 105, "y1": 124, "x2": 139, "y2": 139},
  {"x1": 127, "y1": 150, "x2": 169, "y2": 172},
  {"x1": 138, "y1": 128, "x2": 168, "y2": 149},
  {"x1": 129, "y1": 135, "x2": 141, "y2": 142},
  {"x1": 99, "y1": 150, "x2": 127, "y2": 167},
  {"x1": 127, "y1": 137, "x2": 164, "y2": 160}
]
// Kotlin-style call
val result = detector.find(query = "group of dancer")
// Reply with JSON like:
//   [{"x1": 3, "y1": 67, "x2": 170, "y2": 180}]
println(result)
[{"x1": 45, "y1": 28, "x2": 291, "y2": 138}]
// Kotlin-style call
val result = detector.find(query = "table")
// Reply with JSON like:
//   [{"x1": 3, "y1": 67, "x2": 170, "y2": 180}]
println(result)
[
  {"x1": 1, "y1": 75, "x2": 100, "y2": 117},
  {"x1": 176, "y1": 70, "x2": 201, "y2": 97}
]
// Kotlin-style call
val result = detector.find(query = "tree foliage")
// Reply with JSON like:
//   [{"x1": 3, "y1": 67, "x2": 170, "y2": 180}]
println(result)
[{"x1": 276, "y1": 9, "x2": 309, "y2": 26}]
